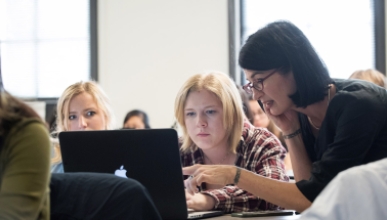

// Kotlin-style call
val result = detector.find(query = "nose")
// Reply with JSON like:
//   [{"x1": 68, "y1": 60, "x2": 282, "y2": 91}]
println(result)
[
  {"x1": 78, "y1": 116, "x2": 87, "y2": 129},
  {"x1": 196, "y1": 113, "x2": 207, "y2": 128}
]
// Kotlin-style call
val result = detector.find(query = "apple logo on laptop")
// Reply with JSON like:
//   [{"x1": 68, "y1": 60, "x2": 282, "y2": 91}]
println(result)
[{"x1": 114, "y1": 165, "x2": 127, "y2": 178}]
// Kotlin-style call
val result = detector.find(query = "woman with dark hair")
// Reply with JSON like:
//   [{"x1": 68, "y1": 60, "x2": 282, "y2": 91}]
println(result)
[
  {"x1": 123, "y1": 109, "x2": 151, "y2": 129},
  {"x1": 183, "y1": 21, "x2": 387, "y2": 212},
  {"x1": 0, "y1": 91, "x2": 51, "y2": 219}
]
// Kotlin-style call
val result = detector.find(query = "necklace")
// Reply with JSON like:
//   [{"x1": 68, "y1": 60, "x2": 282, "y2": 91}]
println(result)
[
  {"x1": 204, "y1": 151, "x2": 230, "y2": 165},
  {"x1": 308, "y1": 85, "x2": 332, "y2": 130}
]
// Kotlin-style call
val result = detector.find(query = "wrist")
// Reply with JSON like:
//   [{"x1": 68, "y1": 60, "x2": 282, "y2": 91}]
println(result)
[{"x1": 283, "y1": 128, "x2": 302, "y2": 139}]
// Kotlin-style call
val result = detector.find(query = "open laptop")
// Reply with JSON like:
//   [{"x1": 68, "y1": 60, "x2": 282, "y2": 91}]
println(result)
[{"x1": 59, "y1": 129, "x2": 223, "y2": 220}]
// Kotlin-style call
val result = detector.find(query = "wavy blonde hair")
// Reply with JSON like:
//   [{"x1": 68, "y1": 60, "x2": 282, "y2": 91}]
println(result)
[
  {"x1": 174, "y1": 72, "x2": 244, "y2": 154},
  {"x1": 52, "y1": 81, "x2": 115, "y2": 164},
  {"x1": 56, "y1": 81, "x2": 115, "y2": 132},
  {"x1": 349, "y1": 69, "x2": 386, "y2": 88}
]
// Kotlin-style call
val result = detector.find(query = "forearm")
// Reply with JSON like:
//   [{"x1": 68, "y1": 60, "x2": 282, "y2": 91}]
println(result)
[
  {"x1": 284, "y1": 133, "x2": 312, "y2": 181},
  {"x1": 235, "y1": 169, "x2": 311, "y2": 212}
]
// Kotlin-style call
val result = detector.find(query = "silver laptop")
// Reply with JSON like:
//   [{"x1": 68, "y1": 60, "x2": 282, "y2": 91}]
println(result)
[{"x1": 59, "y1": 129, "x2": 223, "y2": 219}]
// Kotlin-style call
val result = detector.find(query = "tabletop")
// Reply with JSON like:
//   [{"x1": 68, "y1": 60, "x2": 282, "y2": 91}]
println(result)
[{"x1": 207, "y1": 213, "x2": 301, "y2": 220}]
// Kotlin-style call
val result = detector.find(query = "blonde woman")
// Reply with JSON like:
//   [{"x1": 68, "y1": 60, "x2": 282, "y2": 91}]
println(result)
[
  {"x1": 0, "y1": 91, "x2": 50, "y2": 219},
  {"x1": 349, "y1": 69, "x2": 386, "y2": 88},
  {"x1": 175, "y1": 72, "x2": 288, "y2": 213},
  {"x1": 49, "y1": 81, "x2": 161, "y2": 219},
  {"x1": 51, "y1": 81, "x2": 115, "y2": 173}
]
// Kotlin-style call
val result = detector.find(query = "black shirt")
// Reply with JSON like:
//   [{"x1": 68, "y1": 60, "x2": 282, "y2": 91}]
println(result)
[{"x1": 296, "y1": 79, "x2": 387, "y2": 201}]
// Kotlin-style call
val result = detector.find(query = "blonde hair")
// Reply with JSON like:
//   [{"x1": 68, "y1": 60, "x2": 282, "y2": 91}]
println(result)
[
  {"x1": 174, "y1": 72, "x2": 244, "y2": 154},
  {"x1": 349, "y1": 69, "x2": 386, "y2": 88},
  {"x1": 51, "y1": 81, "x2": 114, "y2": 164},
  {"x1": 56, "y1": 81, "x2": 115, "y2": 132}
]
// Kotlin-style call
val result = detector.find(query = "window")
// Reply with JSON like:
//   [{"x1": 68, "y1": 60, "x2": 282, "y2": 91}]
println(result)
[
  {"x1": 0, "y1": 0, "x2": 96, "y2": 98},
  {"x1": 241, "y1": 0, "x2": 385, "y2": 79}
]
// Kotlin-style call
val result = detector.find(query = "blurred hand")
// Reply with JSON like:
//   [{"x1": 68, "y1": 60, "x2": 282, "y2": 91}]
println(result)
[
  {"x1": 185, "y1": 190, "x2": 216, "y2": 211},
  {"x1": 183, "y1": 164, "x2": 235, "y2": 194}
]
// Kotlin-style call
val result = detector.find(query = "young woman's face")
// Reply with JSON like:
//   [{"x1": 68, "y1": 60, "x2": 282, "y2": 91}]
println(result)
[
  {"x1": 184, "y1": 89, "x2": 228, "y2": 151},
  {"x1": 124, "y1": 116, "x2": 146, "y2": 129},
  {"x1": 244, "y1": 69, "x2": 296, "y2": 116},
  {"x1": 67, "y1": 92, "x2": 107, "y2": 131},
  {"x1": 249, "y1": 100, "x2": 270, "y2": 128}
]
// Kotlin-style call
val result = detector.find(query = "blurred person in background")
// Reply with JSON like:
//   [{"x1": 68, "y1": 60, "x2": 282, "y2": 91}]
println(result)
[
  {"x1": 349, "y1": 69, "x2": 385, "y2": 88},
  {"x1": 122, "y1": 109, "x2": 151, "y2": 129}
]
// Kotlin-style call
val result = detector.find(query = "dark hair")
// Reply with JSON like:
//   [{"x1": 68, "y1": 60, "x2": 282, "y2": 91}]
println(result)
[
  {"x1": 123, "y1": 109, "x2": 150, "y2": 129},
  {"x1": 239, "y1": 21, "x2": 332, "y2": 107}
]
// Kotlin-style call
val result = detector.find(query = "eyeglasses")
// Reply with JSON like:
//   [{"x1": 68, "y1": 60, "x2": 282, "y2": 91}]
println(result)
[{"x1": 242, "y1": 69, "x2": 277, "y2": 94}]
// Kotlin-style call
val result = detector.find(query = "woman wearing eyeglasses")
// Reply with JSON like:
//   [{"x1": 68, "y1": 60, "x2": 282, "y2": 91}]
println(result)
[{"x1": 184, "y1": 21, "x2": 387, "y2": 213}]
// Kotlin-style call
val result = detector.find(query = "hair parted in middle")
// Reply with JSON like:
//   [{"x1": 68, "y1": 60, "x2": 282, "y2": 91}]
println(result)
[
  {"x1": 174, "y1": 71, "x2": 244, "y2": 154},
  {"x1": 56, "y1": 81, "x2": 115, "y2": 132},
  {"x1": 239, "y1": 20, "x2": 333, "y2": 108},
  {"x1": 123, "y1": 109, "x2": 151, "y2": 129}
]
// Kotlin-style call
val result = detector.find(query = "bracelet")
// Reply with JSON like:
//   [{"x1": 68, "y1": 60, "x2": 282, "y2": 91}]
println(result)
[
  {"x1": 233, "y1": 167, "x2": 241, "y2": 185},
  {"x1": 283, "y1": 128, "x2": 302, "y2": 139}
]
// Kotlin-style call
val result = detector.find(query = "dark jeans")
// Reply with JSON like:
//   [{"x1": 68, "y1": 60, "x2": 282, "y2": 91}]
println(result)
[{"x1": 50, "y1": 173, "x2": 161, "y2": 220}]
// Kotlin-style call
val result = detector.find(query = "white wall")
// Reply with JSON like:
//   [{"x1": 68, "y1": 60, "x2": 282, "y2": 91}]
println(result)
[{"x1": 98, "y1": 0, "x2": 229, "y2": 129}]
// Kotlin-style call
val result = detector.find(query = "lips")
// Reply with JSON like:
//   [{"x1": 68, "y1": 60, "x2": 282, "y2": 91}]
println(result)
[
  {"x1": 197, "y1": 133, "x2": 209, "y2": 137},
  {"x1": 261, "y1": 100, "x2": 273, "y2": 109}
]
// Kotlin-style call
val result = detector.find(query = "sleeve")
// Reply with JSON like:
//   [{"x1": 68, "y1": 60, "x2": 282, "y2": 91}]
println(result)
[
  {"x1": 296, "y1": 91, "x2": 387, "y2": 201},
  {"x1": 0, "y1": 121, "x2": 51, "y2": 219},
  {"x1": 201, "y1": 130, "x2": 289, "y2": 212}
]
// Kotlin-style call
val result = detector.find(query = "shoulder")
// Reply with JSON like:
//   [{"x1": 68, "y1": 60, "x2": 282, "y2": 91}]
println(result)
[
  {"x1": 330, "y1": 79, "x2": 387, "y2": 113},
  {"x1": 333, "y1": 79, "x2": 387, "y2": 104},
  {"x1": 8, "y1": 118, "x2": 48, "y2": 138},
  {"x1": 5, "y1": 118, "x2": 50, "y2": 153},
  {"x1": 340, "y1": 158, "x2": 387, "y2": 180}
]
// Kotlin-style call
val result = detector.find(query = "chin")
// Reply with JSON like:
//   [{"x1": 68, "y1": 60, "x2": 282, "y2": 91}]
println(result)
[{"x1": 268, "y1": 108, "x2": 283, "y2": 116}]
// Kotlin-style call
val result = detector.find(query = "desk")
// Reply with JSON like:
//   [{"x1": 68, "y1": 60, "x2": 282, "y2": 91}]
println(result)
[{"x1": 208, "y1": 214, "x2": 301, "y2": 220}]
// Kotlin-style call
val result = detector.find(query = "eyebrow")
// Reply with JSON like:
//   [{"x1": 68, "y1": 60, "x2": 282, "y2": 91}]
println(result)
[
  {"x1": 250, "y1": 71, "x2": 266, "y2": 80},
  {"x1": 68, "y1": 108, "x2": 97, "y2": 114},
  {"x1": 185, "y1": 105, "x2": 218, "y2": 110}
]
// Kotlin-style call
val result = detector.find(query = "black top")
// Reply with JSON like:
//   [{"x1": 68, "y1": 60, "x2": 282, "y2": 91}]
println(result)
[{"x1": 296, "y1": 79, "x2": 387, "y2": 201}]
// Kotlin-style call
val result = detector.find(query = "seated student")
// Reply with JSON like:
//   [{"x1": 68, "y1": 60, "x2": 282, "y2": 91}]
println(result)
[
  {"x1": 122, "y1": 109, "x2": 151, "y2": 129},
  {"x1": 175, "y1": 72, "x2": 288, "y2": 213},
  {"x1": 299, "y1": 158, "x2": 387, "y2": 220},
  {"x1": 248, "y1": 96, "x2": 293, "y2": 174},
  {"x1": 349, "y1": 68, "x2": 386, "y2": 88},
  {"x1": 49, "y1": 81, "x2": 161, "y2": 219},
  {"x1": 51, "y1": 81, "x2": 115, "y2": 173},
  {"x1": 0, "y1": 90, "x2": 51, "y2": 219},
  {"x1": 183, "y1": 21, "x2": 387, "y2": 213}
]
